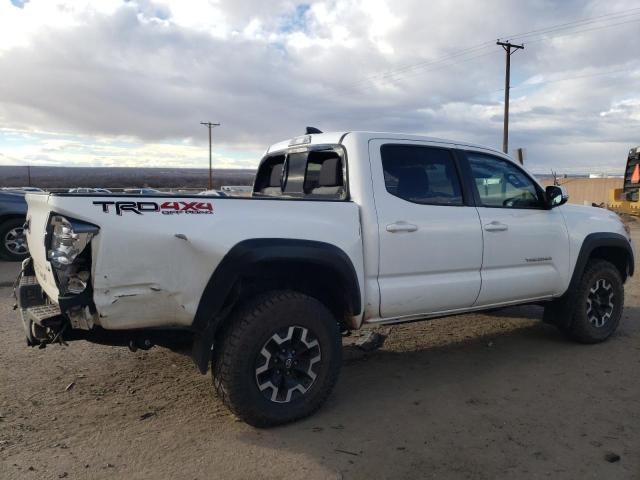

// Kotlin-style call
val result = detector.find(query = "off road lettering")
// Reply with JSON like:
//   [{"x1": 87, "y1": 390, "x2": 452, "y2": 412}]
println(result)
[{"x1": 93, "y1": 201, "x2": 214, "y2": 215}]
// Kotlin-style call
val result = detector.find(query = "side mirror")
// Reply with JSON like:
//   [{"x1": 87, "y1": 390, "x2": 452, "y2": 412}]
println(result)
[{"x1": 546, "y1": 185, "x2": 568, "y2": 208}]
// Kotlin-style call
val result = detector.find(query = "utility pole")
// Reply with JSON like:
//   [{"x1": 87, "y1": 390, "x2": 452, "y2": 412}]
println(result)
[
  {"x1": 200, "y1": 122, "x2": 221, "y2": 190},
  {"x1": 497, "y1": 40, "x2": 524, "y2": 154}
]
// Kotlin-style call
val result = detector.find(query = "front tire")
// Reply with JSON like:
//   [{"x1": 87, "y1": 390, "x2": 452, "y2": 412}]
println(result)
[
  {"x1": 212, "y1": 291, "x2": 342, "y2": 427},
  {"x1": 564, "y1": 259, "x2": 624, "y2": 343}
]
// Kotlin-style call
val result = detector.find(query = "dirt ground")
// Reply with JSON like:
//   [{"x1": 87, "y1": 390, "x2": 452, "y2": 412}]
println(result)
[{"x1": 1, "y1": 222, "x2": 639, "y2": 480}]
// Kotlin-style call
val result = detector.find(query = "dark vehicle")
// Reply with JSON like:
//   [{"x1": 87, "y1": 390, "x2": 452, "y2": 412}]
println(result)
[{"x1": 0, "y1": 190, "x2": 29, "y2": 261}]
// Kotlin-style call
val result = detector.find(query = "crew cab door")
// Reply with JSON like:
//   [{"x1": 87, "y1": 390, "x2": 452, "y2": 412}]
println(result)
[
  {"x1": 369, "y1": 140, "x2": 483, "y2": 319},
  {"x1": 462, "y1": 149, "x2": 570, "y2": 305}
]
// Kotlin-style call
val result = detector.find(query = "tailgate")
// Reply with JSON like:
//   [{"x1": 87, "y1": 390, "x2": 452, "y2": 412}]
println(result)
[{"x1": 24, "y1": 193, "x2": 60, "y2": 302}]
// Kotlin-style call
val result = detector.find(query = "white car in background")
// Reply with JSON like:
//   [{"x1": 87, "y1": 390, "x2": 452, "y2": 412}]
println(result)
[
  {"x1": 198, "y1": 189, "x2": 227, "y2": 197},
  {"x1": 67, "y1": 188, "x2": 112, "y2": 194},
  {"x1": 123, "y1": 188, "x2": 161, "y2": 195}
]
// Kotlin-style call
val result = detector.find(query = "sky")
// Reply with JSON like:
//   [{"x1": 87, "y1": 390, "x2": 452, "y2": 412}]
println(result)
[{"x1": 0, "y1": 0, "x2": 639, "y2": 174}]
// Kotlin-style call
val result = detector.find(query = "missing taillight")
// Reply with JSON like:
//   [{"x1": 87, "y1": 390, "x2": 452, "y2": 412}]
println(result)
[
  {"x1": 46, "y1": 215, "x2": 99, "y2": 295},
  {"x1": 47, "y1": 215, "x2": 98, "y2": 268}
]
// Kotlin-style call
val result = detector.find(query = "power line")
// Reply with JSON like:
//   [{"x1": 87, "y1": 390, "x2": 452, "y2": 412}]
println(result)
[
  {"x1": 350, "y1": 44, "x2": 495, "y2": 88},
  {"x1": 350, "y1": 25, "x2": 639, "y2": 105},
  {"x1": 368, "y1": 43, "x2": 494, "y2": 80},
  {"x1": 349, "y1": 20, "x2": 638, "y2": 94},
  {"x1": 507, "y1": 66, "x2": 638, "y2": 91},
  {"x1": 351, "y1": 50, "x2": 495, "y2": 89},
  {"x1": 349, "y1": 7, "x2": 640, "y2": 88},
  {"x1": 506, "y1": 8, "x2": 640, "y2": 41},
  {"x1": 522, "y1": 17, "x2": 640, "y2": 45}
]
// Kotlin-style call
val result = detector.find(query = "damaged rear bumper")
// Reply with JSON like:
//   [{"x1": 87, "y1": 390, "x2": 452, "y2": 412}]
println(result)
[{"x1": 15, "y1": 258, "x2": 192, "y2": 351}]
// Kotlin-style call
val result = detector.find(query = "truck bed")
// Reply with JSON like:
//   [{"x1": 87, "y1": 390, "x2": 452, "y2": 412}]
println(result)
[{"x1": 26, "y1": 193, "x2": 364, "y2": 330}]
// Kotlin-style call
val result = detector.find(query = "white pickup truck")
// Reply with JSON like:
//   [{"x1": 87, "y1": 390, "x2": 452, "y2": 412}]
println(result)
[{"x1": 15, "y1": 130, "x2": 635, "y2": 426}]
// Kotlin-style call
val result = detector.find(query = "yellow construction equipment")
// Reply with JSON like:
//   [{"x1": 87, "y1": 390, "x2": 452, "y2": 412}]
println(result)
[{"x1": 609, "y1": 146, "x2": 640, "y2": 216}]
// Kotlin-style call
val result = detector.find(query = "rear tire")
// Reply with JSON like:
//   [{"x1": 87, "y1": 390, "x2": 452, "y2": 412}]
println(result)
[
  {"x1": 0, "y1": 218, "x2": 29, "y2": 262},
  {"x1": 212, "y1": 290, "x2": 342, "y2": 427},
  {"x1": 562, "y1": 259, "x2": 624, "y2": 343}
]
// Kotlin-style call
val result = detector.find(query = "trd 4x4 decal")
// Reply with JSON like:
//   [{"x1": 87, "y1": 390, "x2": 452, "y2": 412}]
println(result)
[{"x1": 93, "y1": 201, "x2": 214, "y2": 216}]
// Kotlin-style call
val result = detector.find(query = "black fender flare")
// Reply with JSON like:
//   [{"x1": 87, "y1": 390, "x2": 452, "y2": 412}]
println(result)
[
  {"x1": 191, "y1": 238, "x2": 361, "y2": 372},
  {"x1": 568, "y1": 232, "x2": 634, "y2": 293},
  {"x1": 547, "y1": 232, "x2": 634, "y2": 329}
]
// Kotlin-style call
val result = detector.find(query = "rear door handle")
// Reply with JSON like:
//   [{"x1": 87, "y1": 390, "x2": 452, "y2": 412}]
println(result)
[
  {"x1": 484, "y1": 221, "x2": 508, "y2": 232},
  {"x1": 386, "y1": 222, "x2": 418, "y2": 233}
]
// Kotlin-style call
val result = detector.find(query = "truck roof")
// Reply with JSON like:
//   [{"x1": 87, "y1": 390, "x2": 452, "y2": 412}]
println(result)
[{"x1": 266, "y1": 131, "x2": 507, "y2": 157}]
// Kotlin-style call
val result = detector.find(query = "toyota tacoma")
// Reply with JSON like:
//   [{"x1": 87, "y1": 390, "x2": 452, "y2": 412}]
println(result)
[{"x1": 15, "y1": 130, "x2": 635, "y2": 426}]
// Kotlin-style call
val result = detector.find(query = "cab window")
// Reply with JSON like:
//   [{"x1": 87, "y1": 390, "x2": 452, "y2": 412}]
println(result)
[{"x1": 381, "y1": 144, "x2": 463, "y2": 206}]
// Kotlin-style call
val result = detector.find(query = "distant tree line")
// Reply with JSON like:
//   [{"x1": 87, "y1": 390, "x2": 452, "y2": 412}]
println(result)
[{"x1": 0, "y1": 166, "x2": 255, "y2": 190}]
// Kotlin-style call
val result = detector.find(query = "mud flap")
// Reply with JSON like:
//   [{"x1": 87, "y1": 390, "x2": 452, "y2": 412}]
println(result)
[
  {"x1": 543, "y1": 293, "x2": 578, "y2": 330},
  {"x1": 191, "y1": 324, "x2": 215, "y2": 374}
]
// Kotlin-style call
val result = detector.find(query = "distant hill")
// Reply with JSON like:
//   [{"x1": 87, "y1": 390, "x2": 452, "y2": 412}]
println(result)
[
  {"x1": 0, "y1": 166, "x2": 255, "y2": 190},
  {"x1": 0, "y1": 165, "x2": 603, "y2": 191}
]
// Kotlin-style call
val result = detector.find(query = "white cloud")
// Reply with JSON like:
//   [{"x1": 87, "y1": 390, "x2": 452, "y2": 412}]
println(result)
[
  {"x1": 0, "y1": 129, "x2": 261, "y2": 169},
  {"x1": 0, "y1": 0, "x2": 638, "y2": 174}
]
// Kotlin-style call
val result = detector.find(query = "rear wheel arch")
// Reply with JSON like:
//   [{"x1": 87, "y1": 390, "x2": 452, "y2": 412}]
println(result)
[
  {"x1": 230, "y1": 259, "x2": 357, "y2": 323},
  {"x1": 191, "y1": 239, "x2": 361, "y2": 373}
]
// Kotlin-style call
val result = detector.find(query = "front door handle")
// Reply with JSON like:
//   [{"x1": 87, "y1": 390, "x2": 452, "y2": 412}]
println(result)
[
  {"x1": 484, "y1": 221, "x2": 508, "y2": 232},
  {"x1": 386, "y1": 222, "x2": 418, "y2": 233}
]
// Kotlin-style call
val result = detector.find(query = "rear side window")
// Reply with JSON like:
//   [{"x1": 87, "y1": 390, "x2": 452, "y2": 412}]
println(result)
[
  {"x1": 381, "y1": 144, "x2": 463, "y2": 206},
  {"x1": 254, "y1": 155, "x2": 285, "y2": 194},
  {"x1": 304, "y1": 151, "x2": 344, "y2": 197}
]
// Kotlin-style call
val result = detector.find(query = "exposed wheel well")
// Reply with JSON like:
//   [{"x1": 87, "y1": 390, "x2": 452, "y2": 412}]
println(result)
[
  {"x1": 190, "y1": 238, "x2": 361, "y2": 374},
  {"x1": 221, "y1": 260, "x2": 355, "y2": 331}
]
